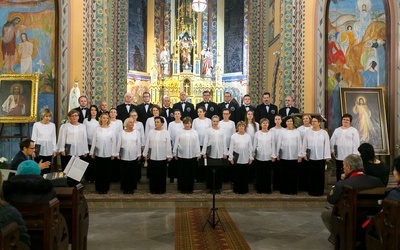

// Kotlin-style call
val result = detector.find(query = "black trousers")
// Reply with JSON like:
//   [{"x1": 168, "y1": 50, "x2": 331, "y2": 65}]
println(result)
[
  {"x1": 120, "y1": 159, "x2": 139, "y2": 193},
  {"x1": 335, "y1": 159, "x2": 344, "y2": 182},
  {"x1": 307, "y1": 159, "x2": 326, "y2": 196},
  {"x1": 178, "y1": 157, "x2": 197, "y2": 193},
  {"x1": 255, "y1": 160, "x2": 273, "y2": 194},
  {"x1": 280, "y1": 159, "x2": 299, "y2": 195},
  {"x1": 233, "y1": 163, "x2": 249, "y2": 194},
  {"x1": 94, "y1": 156, "x2": 112, "y2": 193},
  {"x1": 148, "y1": 160, "x2": 167, "y2": 194}
]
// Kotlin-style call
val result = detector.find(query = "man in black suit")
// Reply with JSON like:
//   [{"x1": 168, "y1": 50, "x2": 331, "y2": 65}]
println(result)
[
  {"x1": 97, "y1": 101, "x2": 109, "y2": 118},
  {"x1": 135, "y1": 91, "x2": 153, "y2": 128},
  {"x1": 255, "y1": 92, "x2": 278, "y2": 128},
  {"x1": 218, "y1": 91, "x2": 239, "y2": 124},
  {"x1": 172, "y1": 92, "x2": 195, "y2": 120},
  {"x1": 321, "y1": 154, "x2": 384, "y2": 235},
  {"x1": 116, "y1": 92, "x2": 136, "y2": 124},
  {"x1": 73, "y1": 96, "x2": 89, "y2": 123},
  {"x1": 239, "y1": 94, "x2": 256, "y2": 122},
  {"x1": 278, "y1": 95, "x2": 300, "y2": 118},
  {"x1": 161, "y1": 96, "x2": 174, "y2": 125},
  {"x1": 196, "y1": 90, "x2": 220, "y2": 119}
]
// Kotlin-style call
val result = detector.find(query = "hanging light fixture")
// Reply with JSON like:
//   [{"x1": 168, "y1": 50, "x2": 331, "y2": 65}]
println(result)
[{"x1": 192, "y1": 0, "x2": 207, "y2": 12}]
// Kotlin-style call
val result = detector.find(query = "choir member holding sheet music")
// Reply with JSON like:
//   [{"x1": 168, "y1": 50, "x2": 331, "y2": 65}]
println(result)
[
  {"x1": 59, "y1": 110, "x2": 89, "y2": 170},
  {"x1": 201, "y1": 115, "x2": 228, "y2": 193},
  {"x1": 173, "y1": 117, "x2": 201, "y2": 194},
  {"x1": 117, "y1": 118, "x2": 141, "y2": 194},
  {"x1": 31, "y1": 108, "x2": 57, "y2": 175},
  {"x1": 253, "y1": 118, "x2": 276, "y2": 194},
  {"x1": 302, "y1": 116, "x2": 331, "y2": 196},
  {"x1": 83, "y1": 105, "x2": 99, "y2": 182},
  {"x1": 229, "y1": 121, "x2": 253, "y2": 194},
  {"x1": 143, "y1": 117, "x2": 172, "y2": 194},
  {"x1": 296, "y1": 114, "x2": 312, "y2": 191},
  {"x1": 90, "y1": 113, "x2": 117, "y2": 194},
  {"x1": 192, "y1": 107, "x2": 211, "y2": 183}
]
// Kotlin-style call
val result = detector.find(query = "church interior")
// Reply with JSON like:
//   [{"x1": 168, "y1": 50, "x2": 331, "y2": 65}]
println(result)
[{"x1": 1, "y1": 0, "x2": 400, "y2": 248}]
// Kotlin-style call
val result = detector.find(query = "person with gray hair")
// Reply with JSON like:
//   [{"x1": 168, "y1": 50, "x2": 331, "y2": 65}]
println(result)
[{"x1": 321, "y1": 154, "x2": 384, "y2": 236}]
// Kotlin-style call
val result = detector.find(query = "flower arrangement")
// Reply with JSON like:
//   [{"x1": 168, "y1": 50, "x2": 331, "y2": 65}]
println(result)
[{"x1": 0, "y1": 157, "x2": 7, "y2": 169}]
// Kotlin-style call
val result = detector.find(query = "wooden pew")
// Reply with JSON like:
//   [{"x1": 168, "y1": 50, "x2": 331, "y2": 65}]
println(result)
[
  {"x1": 11, "y1": 198, "x2": 69, "y2": 250},
  {"x1": 331, "y1": 185, "x2": 386, "y2": 250},
  {"x1": 55, "y1": 183, "x2": 89, "y2": 250},
  {"x1": 0, "y1": 222, "x2": 28, "y2": 250},
  {"x1": 365, "y1": 198, "x2": 400, "y2": 250}
]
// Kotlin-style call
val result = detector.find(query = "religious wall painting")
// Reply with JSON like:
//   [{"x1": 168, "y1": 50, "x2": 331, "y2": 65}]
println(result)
[
  {"x1": 326, "y1": 0, "x2": 386, "y2": 129},
  {"x1": 340, "y1": 87, "x2": 389, "y2": 155},
  {"x1": 127, "y1": 78, "x2": 150, "y2": 105},
  {"x1": 0, "y1": 1, "x2": 56, "y2": 121}
]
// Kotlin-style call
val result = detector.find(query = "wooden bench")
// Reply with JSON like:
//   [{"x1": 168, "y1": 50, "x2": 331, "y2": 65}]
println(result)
[
  {"x1": 331, "y1": 185, "x2": 386, "y2": 250},
  {"x1": 0, "y1": 222, "x2": 29, "y2": 250},
  {"x1": 11, "y1": 198, "x2": 69, "y2": 250},
  {"x1": 365, "y1": 198, "x2": 400, "y2": 250},
  {"x1": 55, "y1": 183, "x2": 89, "y2": 250}
]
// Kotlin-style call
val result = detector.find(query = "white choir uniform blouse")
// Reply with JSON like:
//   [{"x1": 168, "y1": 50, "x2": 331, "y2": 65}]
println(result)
[
  {"x1": 297, "y1": 125, "x2": 312, "y2": 140},
  {"x1": 90, "y1": 127, "x2": 117, "y2": 158},
  {"x1": 145, "y1": 116, "x2": 168, "y2": 141},
  {"x1": 117, "y1": 129, "x2": 141, "y2": 161},
  {"x1": 330, "y1": 126, "x2": 360, "y2": 160},
  {"x1": 56, "y1": 123, "x2": 66, "y2": 152},
  {"x1": 143, "y1": 129, "x2": 172, "y2": 161},
  {"x1": 168, "y1": 121, "x2": 184, "y2": 147},
  {"x1": 173, "y1": 129, "x2": 201, "y2": 159},
  {"x1": 219, "y1": 120, "x2": 236, "y2": 148},
  {"x1": 245, "y1": 122, "x2": 259, "y2": 145},
  {"x1": 302, "y1": 129, "x2": 331, "y2": 160},
  {"x1": 110, "y1": 120, "x2": 123, "y2": 146},
  {"x1": 270, "y1": 127, "x2": 284, "y2": 158},
  {"x1": 253, "y1": 130, "x2": 276, "y2": 161},
  {"x1": 31, "y1": 121, "x2": 57, "y2": 156},
  {"x1": 133, "y1": 121, "x2": 145, "y2": 147},
  {"x1": 59, "y1": 123, "x2": 89, "y2": 156},
  {"x1": 83, "y1": 118, "x2": 99, "y2": 145},
  {"x1": 201, "y1": 128, "x2": 228, "y2": 159},
  {"x1": 228, "y1": 133, "x2": 254, "y2": 164},
  {"x1": 192, "y1": 117, "x2": 212, "y2": 146},
  {"x1": 276, "y1": 129, "x2": 302, "y2": 160}
]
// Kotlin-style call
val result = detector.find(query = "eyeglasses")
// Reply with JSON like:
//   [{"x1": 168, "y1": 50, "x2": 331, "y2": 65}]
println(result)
[
  {"x1": 28, "y1": 147, "x2": 35, "y2": 150},
  {"x1": 70, "y1": 114, "x2": 79, "y2": 117}
]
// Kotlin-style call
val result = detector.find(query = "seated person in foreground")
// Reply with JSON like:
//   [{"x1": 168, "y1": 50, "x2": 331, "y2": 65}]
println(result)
[
  {"x1": 10, "y1": 138, "x2": 51, "y2": 171},
  {"x1": 321, "y1": 154, "x2": 384, "y2": 234},
  {"x1": 3, "y1": 160, "x2": 57, "y2": 203},
  {"x1": 358, "y1": 142, "x2": 389, "y2": 186},
  {"x1": 0, "y1": 171, "x2": 31, "y2": 247},
  {"x1": 387, "y1": 156, "x2": 400, "y2": 201}
]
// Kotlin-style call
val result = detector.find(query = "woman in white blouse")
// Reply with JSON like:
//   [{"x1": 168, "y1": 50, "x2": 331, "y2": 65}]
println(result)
[
  {"x1": 302, "y1": 116, "x2": 330, "y2": 196},
  {"x1": 90, "y1": 113, "x2": 116, "y2": 194},
  {"x1": 253, "y1": 118, "x2": 276, "y2": 194},
  {"x1": 244, "y1": 110, "x2": 259, "y2": 182},
  {"x1": 229, "y1": 121, "x2": 253, "y2": 194},
  {"x1": 277, "y1": 116, "x2": 302, "y2": 195},
  {"x1": 129, "y1": 110, "x2": 145, "y2": 182},
  {"x1": 82, "y1": 105, "x2": 99, "y2": 182},
  {"x1": 330, "y1": 113, "x2": 360, "y2": 182},
  {"x1": 202, "y1": 115, "x2": 228, "y2": 192},
  {"x1": 31, "y1": 108, "x2": 57, "y2": 174},
  {"x1": 270, "y1": 115, "x2": 283, "y2": 191},
  {"x1": 192, "y1": 106, "x2": 211, "y2": 183},
  {"x1": 167, "y1": 109, "x2": 184, "y2": 183},
  {"x1": 173, "y1": 117, "x2": 201, "y2": 194},
  {"x1": 59, "y1": 109, "x2": 89, "y2": 170},
  {"x1": 109, "y1": 108, "x2": 123, "y2": 182},
  {"x1": 145, "y1": 105, "x2": 167, "y2": 139},
  {"x1": 219, "y1": 108, "x2": 236, "y2": 183},
  {"x1": 117, "y1": 118, "x2": 141, "y2": 194},
  {"x1": 296, "y1": 114, "x2": 312, "y2": 191},
  {"x1": 143, "y1": 117, "x2": 172, "y2": 194}
]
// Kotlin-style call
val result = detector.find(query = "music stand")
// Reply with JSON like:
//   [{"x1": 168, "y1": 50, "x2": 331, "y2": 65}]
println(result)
[{"x1": 202, "y1": 159, "x2": 225, "y2": 231}]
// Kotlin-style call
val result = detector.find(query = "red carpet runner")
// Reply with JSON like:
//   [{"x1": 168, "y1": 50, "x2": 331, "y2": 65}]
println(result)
[{"x1": 175, "y1": 207, "x2": 250, "y2": 250}]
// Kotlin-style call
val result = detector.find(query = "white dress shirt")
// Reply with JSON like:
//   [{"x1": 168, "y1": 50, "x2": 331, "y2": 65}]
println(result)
[
  {"x1": 330, "y1": 126, "x2": 360, "y2": 160},
  {"x1": 117, "y1": 130, "x2": 142, "y2": 161},
  {"x1": 246, "y1": 122, "x2": 259, "y2": 145},
  {"x1": 302, "y1": 129, "x2": 331, "y2": 160},
  {"x1": 168, "y1": 121, "x2": 184, "y2": 147},
  {"x1": 277, "y1": 129, "x2": 302, "y2": 160},
  {"x1": 59, "y1": 123, "x2": 89, "y2": 156},
  {"x1": 201, "y1": 128, "x2": 228, "y2": 158},
  {"x1": 31, "y1": 121, "x2": 57, "y2": 156},
  {"x1": 219, "y1": 120, "x2": 236, "y2": 148},
  {"x1": 192, "y1": 117, "x2": 212, "y2": 146},
  {"x1": 253, "y1": 130, "x2": 276, "y2": 161},
  {"x1": 173, "y1": 129, "x2": 201, "y2": 159},
  {"x1": 270, "y1": 127, "x2": 284, "y2": 158},
  {"x1": 297, "y1": 125, "x2": 312, "y2": 140},
  {"x1": 134, "y1": 121, "x2": 145, "y2": 147},
  {"x1": 229, "y1": 133, "x2": 254, "y2": 164},
  {"x1": 90, "y1": 127, "x2": 117, "y2": 157},
  {"x1": 83, "y1": 118, "x2": 100, "y2": 145},
  {"x1": 143, "y1": 129, "x2": 172, "y2": 160},
  {"x1": 145, "y1": 116, "x2": 168, "y2": 140}
]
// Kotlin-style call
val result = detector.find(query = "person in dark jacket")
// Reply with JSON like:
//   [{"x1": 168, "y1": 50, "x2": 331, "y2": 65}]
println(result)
[
  {"x1": 387, "y1": 156, "x2": 400, "y2": 201},
  {"x1": 358, "y1": 142, "x2": 389, "y2": 186},
  {"x1": 3, "y1": 160, "x2": 56, "y2": 203}
]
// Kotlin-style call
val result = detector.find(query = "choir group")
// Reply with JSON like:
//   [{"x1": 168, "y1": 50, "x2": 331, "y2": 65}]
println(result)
[{"x1": 30, "y1": 90, "x2": 362, "y2": 196}]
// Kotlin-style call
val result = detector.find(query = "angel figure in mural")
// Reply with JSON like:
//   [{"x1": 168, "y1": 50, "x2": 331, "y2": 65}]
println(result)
[
  {"x1": 2, "y1": 83, "x2": 27, "y2": 116},
  {"x1": 1, "y1": 17, "x2": 22, "y2": 73},
  {"x1": 68, "y1": 81, "x2": 80, "y2": 111},
  {"x1": 201, "y1": 47, "x2": 213, "y2": 76},
  {"x1": 352, "y1": 96, "x2": 378, "y2": 144},
  {"x1": 159, "y1": 45, "x2": 170, "y2": 76},
  {"x1": 18, "y1": 33, "x2": 34, "y2": 73},
  {"x1": 354, "y1": 1, "x2": 372, "y2": 42}
]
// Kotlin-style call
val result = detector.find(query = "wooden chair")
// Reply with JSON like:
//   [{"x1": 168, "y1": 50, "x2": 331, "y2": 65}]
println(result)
[
  {"x1": 55, "y1": 183, "x2": 89, "y2": 250},
  {"x1": 331, "y1": 185, "x2": 386, "y2": 250},
  {"x1": 0, "y1": 222, "x2": 29, "y2": 250},
  {"x1": 11, "y1": 198, "x2": 69, "y2": 250},
  {"x1": 365, "y1": 198, "x2": 400, "y2": 250}
]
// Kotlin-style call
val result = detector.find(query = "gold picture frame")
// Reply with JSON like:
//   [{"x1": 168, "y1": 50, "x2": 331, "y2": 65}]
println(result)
[
  {"x1": 340, "y1": 87, "x2": 389, "y2": 155},
  {"x1": 0, "y1": 74, "x2": 39, "y2": 123}
]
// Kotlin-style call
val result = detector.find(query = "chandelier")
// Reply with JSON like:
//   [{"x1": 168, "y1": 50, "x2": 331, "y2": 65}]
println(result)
[{"x1": 192, "y1": 0, "x2": 207, "y2": 12}]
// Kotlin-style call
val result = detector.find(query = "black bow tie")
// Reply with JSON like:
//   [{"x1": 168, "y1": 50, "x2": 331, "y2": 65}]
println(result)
[
  {"x1": 181, "y1": 102, "x2": 186, "y2": 104},
  {"x1": 81, "y1": 107, "x2": 87, "y2": 110},
  {"x1": 225, "y1": 103, "x2": 229, "y2": 105},
  {"x1": 204, "y1": 102, "x2": 209, "y2": 104},
  {"x1": 126, "y1": 104, "x2": 130, "y2": 106},
  {"x1": 144, "y1": 103, "x2": 149, "y2": 106},
  {"x1": 265, "y1": 104, "x2": 269, "y2": 107}
]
